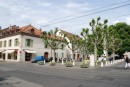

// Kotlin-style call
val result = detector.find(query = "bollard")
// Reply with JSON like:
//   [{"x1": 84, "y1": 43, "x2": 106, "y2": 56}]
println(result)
[
  {"x1": 110, "y1": 61, "x2": 113, "y2": 64},
  {"x1": 44, "y1": 60, "x2": 46, "y2": 64},
  {"x1": 62, "y1": 59, "x2": 64, "y2": 65},
  {"x1": 105, "y1": 61, "x2": 108, "y2": 66},
  {"x1": 72, "y1": 60, "x2": 75, "y2": 66},
  {"x1": 101, "y1": 62, "x2": 104, "y2": 67}
]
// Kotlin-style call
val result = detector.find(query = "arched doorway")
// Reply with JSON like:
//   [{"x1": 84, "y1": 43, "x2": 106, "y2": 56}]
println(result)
[
  {"x1": 44, "y1": 52, "x2": 49, "y2": 60},
  {"x1": 73, "y1": 54, "x2": 75, "y2": 59},
  {"x1": 77, "y1": 54, "x2": 80, "y2": 60}
]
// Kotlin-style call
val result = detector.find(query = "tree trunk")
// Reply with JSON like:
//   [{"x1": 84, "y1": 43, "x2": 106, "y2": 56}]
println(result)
[
  {"x1": 72, "y1": 51, "x2": 75, "y2": 65},
  {"x1": 72, "y1": 51, "x2": 74, "y2": 61},
  {"x1": 112, "y1": 52, "x2": 115, "y2": 61},
  {"x1": 53, "y1": 49, "x2": 56, "y2": 62},
  {"x1": 94, "y1": 45, "x2": 97, "y2": 61},
  {"x1": 106, "y1": 50, "x2": 108, "y2": 59},
  {"x1": 93, "y1": 44, "x2": 97, "y2": 67},
  {"x1": 51, "y1": 48, "x2": 52, "y2": 57},
  {"x1": 103, "y1": 37, "x2": 107, "y2": 57}
]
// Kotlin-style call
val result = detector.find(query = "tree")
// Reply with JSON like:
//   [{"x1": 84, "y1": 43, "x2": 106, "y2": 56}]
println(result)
[
  {"x1": 41, "y1": 28, "x2": 66, "y2": 62},
  {"x1": 79, "y1": 39, "x2": 90, "y2": 60},
  {"x1": 113, "y1": 22, "x2": 130, "y2": 55},
  {"x1": 66, "y1": 35, "x2": 81, "y2": 65},
  {"x1": 102, "y1": 24, "x2": 110, "y2": 59},
  {"x1": 108, "y1": 25, "x2": 122, "y2": 60},
  {"x1": 81, "y1": 17, "x2": 108, "y2": 66}
]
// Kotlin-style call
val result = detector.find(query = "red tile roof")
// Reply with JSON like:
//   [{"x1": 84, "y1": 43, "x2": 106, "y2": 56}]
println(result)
[
  {"x1": 59, "y1": 29, "x2": 81, "y2": 39},
  {"x1": 19, "y1": 25, "x2": 42, "y2": 36}
]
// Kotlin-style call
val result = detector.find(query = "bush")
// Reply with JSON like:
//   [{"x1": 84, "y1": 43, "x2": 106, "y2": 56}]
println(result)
[
  {"x1": 80, "y1": 60, "x2": 89, "y2": 68},
  {"x1": 65, "y1": 62, "x2": 73, "y2": 67},
  {"x1": 96, "y1": 60, "x2": 101, "y2": 66},
  {"x1": 49, "y1": 61, "x2": 56, "y2": 66},
  {"x1": 38, "y1": 61, "x2": 44, "y2": 65}
]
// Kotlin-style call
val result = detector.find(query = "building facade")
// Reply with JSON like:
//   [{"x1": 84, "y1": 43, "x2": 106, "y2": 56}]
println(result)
[
  {"x1": 57, "y1": 29, "x2": 82, "y2": 60},
  {"x1": 0, "y1": 25, "x2": 67, "y2": 62}
]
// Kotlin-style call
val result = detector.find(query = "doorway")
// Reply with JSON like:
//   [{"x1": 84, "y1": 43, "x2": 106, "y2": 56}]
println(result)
[
  {"x1": 77, "y1": 54, "x2": 80, "y2": 60},
  {"x1": 2, "y1": 53, "x2": 5, "y2": 60},
  {"x1": 44, "y1": 52, "x2": 49, "y2": 62},
  {"x1": 25, "y1": 52, "x2": 32, "y2": 61},
  {"x1": 0, "y1": 52, "x2": 2, "y2": 59}
]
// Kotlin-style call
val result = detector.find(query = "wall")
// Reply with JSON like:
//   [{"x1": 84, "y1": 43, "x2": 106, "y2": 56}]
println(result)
[
  {"x1": 22, "y1": 35, "x2": 67, "y2": 61},
  {"x1": 0, "y1": 35, "x2": 21, "y2": 61}
]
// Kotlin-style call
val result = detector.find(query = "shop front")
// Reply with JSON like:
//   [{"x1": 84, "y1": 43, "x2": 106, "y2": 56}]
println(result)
[
  {"x1": 24, "y1": 50, "x2": 36, "y2": 61},
  {"x1": 2, "y1": 49, "x2": 18, "y2": 61}
]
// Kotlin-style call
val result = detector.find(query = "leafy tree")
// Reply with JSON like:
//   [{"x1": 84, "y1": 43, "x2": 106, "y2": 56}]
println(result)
[
  {"x1": 108, "y1": 25, "x2": 122, "y2": 60},
  {"x1": 81, "y1": 17, "x2": 108, "y2": 66},
  {"x1": 41, "y1": 28, "x2": 66, "y2": 62},
  {"x1": 113, "y1": 22, "x2": 130, "y2": 55},
  {"x1": 79, "y1": 39, "x2": 90, "y2": 60},
  {"x1": 66, "y1": 35, "x2": 81, "y2": 65},
  {"x1": 101, "y1": 24, "x2": 111, "y2": 59}
]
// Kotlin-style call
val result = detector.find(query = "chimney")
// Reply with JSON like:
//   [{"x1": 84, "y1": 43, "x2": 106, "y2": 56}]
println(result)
[
  {"x1": 9, "y1": 25, "x2": 12, "y2": 30},
  {"x1": 40, "y1": 28, "x2": 42, "y2": 32}
]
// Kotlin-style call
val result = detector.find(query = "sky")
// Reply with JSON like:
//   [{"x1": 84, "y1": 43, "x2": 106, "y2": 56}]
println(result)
[{"x1": 0, "y1": 0, "x2": 130, "y2": 35}]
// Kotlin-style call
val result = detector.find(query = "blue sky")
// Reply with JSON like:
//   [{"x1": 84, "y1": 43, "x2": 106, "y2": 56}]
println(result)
[{"x1": 0, "y1": 0, "x2": 130, "y2": 35}]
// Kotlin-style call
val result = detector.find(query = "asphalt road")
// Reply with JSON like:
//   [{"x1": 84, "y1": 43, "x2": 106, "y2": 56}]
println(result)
[{"x1": 0, "y1": 61, "x2": 130, "y2": 87}]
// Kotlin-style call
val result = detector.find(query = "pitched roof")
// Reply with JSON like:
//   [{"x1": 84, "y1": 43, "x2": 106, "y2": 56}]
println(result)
[
  {"x1": 0, "y1": 25, "x2": 43, "y2": 38},
  {"x1": 0, "y1": 25, "x2": 64, "y2": 40},
  {"x1": 19, "y1": 24, "x2": 42, "y2": 36},
  {"x1": 59, "y1": 29, "x2": 81, "y2": 39}
]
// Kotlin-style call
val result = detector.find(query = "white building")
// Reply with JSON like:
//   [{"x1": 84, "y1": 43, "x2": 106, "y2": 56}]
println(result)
[
  {"x1": 0, "y1": 25, "x2": 67, "y2": 62},
  {"x1": 57, "y1": 29, "x2": 82, "y2": 60}
]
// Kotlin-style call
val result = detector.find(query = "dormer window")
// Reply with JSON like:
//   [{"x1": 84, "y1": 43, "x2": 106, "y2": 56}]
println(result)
[{"x1": 30, "y1": 28, "x2": 34, "y2": 34}]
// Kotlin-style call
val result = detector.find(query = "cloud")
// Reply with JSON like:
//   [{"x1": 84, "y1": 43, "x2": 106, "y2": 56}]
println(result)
[
  {"x1": 21, "y1": 14, "x2": 29, "y2": 19},
  {"x1": 65, "y1": 2, "x2": 90, "y2": 10},
  {"x1": 126, "y1": 17, "x2": 130, "y2": 24},
  {"x1": 39, "y1": 2, "x2": 52, "y2": 7},
  {"x1": 113, "y1": 20, "x2": 120, "y2": 24},
  {"x1": 37, "y1": 18, "x2": 48, "y2": 24}
]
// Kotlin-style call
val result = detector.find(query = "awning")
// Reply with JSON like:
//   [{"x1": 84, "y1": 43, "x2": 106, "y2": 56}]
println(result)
[
  {"x1": 3, "y1": 50, "x2": 15, "y2": 53},
  {"x1": 25, "y1": 50, "x2": 36, "y2": 53}
]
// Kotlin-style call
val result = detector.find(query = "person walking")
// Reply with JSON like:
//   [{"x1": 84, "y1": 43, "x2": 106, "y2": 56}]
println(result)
[{"x1": 124, "y1": 55, "x2": 130, "y2": 70}]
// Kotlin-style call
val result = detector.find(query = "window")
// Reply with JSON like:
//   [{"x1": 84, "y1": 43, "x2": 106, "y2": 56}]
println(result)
[
  {"x1": 30, "y1": 29, "x2": 34, "y2": 34},
  {"x1": 14, "y1": 38, "x2": 19, "y2": 46},
  {"x1": 9, "y1": 39, "x2": 12, "y2": 47},
  {"x1": 25, "y1": 39, "x2": 33, "y2": 47},
  {"x1": 55, "y1": 53, "x2": 58, "y2": 58},
  {"x1": 0, "y1": 53, "x2": 2, "y2": 59},
  {"x1": 61, "y1": 44, "x2": 64, "y2": 50},
  {"x1": 4, "y1": 40, "x2": 6, "y2": 47},
  {"x1": 8, "y1": 53, "x2": 11, "y2": 59},
  {"x1": 0, "y1": 41, "x2": 2, "y2": 48},
  {"x1": 14, "y1": 51, "x2": 17, "y2": 60},
  {"x1": 62, "y1": 53, "x2": 64, "y2": 58}
]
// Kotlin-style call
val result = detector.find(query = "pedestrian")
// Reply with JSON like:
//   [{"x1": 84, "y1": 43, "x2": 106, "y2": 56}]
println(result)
[{"x1": 124, "y1": 55, "x2": 130, "y2": 70}]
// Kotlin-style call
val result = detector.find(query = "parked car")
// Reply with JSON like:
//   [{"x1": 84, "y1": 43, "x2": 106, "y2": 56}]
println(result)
[{"x1": 31, "y1": 56, "x2": 46, "y2": 63}]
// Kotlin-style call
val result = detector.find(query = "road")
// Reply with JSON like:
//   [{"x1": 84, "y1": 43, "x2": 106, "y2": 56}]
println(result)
[{"x1": 0, "y1": 61, "x2": 130, "y2": 87}]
